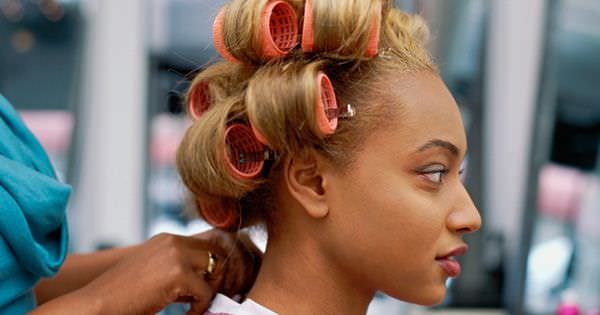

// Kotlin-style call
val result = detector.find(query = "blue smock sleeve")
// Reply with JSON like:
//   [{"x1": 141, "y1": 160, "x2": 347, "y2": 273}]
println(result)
[{"x1": 0, "y1": 94, "x2": 71, "y2": 314}]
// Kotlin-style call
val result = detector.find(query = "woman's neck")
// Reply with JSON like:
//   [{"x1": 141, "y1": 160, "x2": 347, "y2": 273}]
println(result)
[{"x1": 247, "y1": 232, "x2": 374, "y2": 315}]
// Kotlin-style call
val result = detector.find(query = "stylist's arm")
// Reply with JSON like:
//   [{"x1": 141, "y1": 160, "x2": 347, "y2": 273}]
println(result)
[
  {"x1": 0, "y1": 94, "x2": 260, "y2": 314},
  {"x1": 30, "y1": 229, "x2": 261, "y2": 315}
]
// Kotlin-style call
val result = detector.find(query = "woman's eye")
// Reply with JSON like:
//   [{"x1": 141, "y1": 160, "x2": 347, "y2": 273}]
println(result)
[{"x1": 423, "y1": 170, "x2": 445, "y2": 184}]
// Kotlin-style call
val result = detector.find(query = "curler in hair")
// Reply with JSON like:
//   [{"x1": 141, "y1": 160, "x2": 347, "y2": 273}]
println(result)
[
  {"x1": 261, "y1": 0, "x2": 299, "y2": 59},
  {"x1": 188, "y1": 81, "x2": 211, "y2": 120},
  {"x1": 301, "y1": 0, "x2": 382, "y2": 57},
  {"x1": 251, "y1": 124, "x2": 270, "y2": 146},
  {"x1": 365, "y1": 0, "x2": 383, "y2": 57},
  {"x1": 213, "y1": 0, "x2": 299, "y2": 62},
  {"x1": 300, "y1": 0, "x2": 315, "y2": 53},
  {"x1": 213, "y1": 9, "x2": 239, "y2": 63},
  {"x1": 250, "y1": 71, "x2": 354, "y2": 143},
  {"x1": 315, "y1": 72, "x2": 339, "y2": 135},
  {"x1": 224, "y1": 124, "x2": 268, "y2": 179},
  {"x1": 197, "y1": 198, "x2": 239, "y2": 230}
]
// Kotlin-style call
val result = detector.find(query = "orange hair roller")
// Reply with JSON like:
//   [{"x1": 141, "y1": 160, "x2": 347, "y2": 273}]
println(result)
[
  {"x1": 315, "y1": 71, "x2": 338, "y2": 135},
  {"x1": 188, "y1": 81, "x2": 210, "y2": 120},
  {"x1": 313, "y1": 71, "x2": 356, "y2": 136},
  {"x1": 224, "y1": 124, "x2": 269, "y2": 179},
  {"x1": 213, "y1": 0, "x2": 299, "y2": 62},
  {"x1": 250, "y1": 71, "x2": 355, "y2": 145},
  {"x1": 197, "y1": 198, "x2": 239, "y2": 230}
]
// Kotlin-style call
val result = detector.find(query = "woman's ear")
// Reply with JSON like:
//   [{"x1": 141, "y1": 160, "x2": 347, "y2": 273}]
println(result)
[{"x1": 283, "y1": 151, "x2": 329, "y2": 219}]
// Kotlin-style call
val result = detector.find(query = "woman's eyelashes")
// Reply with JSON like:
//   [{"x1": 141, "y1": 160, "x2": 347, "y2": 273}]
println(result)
[
  {"x1": 418, "y1": 163, "x2": 465, "y2": 185},
  {"x1": 419, "y1": 164, "x2": 448, "y2": 184}
]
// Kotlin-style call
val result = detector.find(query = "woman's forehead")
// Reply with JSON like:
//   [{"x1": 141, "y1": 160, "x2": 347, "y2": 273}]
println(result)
[{"x1": 372, "y1": 72, "x2": 467, "y2": 155}]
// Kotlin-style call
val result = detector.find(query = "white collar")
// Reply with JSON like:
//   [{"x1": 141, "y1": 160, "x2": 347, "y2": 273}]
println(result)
[{"x1": 207, "y1": 293, "x2": 278, "y2": 315}]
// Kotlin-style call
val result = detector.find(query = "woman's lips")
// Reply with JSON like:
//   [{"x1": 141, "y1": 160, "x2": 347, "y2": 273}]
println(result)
[
  {"x1": 436, "y1": 257, "x2": 461, "y2": 277},
  {"x1": 435, "y1": 245, "x2": 468, "y2": 278}
]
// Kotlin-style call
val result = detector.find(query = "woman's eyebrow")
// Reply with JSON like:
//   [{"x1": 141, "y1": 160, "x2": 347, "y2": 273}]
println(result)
[{"x1": 416, "y1": 139, "x2": 460, "y2": 156}]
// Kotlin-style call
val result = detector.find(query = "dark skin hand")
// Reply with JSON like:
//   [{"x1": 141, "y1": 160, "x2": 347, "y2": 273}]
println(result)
[{"x1": 29, "y1": 229, "x2": 262, "y2": 315}]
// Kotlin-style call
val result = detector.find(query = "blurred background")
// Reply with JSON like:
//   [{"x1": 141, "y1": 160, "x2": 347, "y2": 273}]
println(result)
[{"x1": 1, "y1": 0, "x2": 599, "y2": 314}]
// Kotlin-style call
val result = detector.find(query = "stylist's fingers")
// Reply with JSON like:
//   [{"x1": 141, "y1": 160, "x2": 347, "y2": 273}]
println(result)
[
  {"x1": 193, "y1": 229, "x2": 237, "y2": 257},
  {"x1": 187, "y1": 229, "x2": 262, "y2": 297},
  {"x1": 182, "y1": 271, "x2": 216, "y2": 315},
  {"x1": 221, "y1": 232, "x2": 262, "y2": 297},
  {"x1": 178, "y1": 238, "x2": 227, "y2": 291}
]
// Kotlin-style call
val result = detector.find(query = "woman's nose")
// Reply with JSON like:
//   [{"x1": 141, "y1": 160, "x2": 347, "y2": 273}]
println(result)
[{"x1": 447, "y1": 184, "x2": 482, "y2": 234}]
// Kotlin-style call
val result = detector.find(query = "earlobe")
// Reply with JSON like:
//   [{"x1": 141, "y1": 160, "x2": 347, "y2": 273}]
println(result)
[{"x1": 284, "y1": 153, "x2": 329, "y2": 219}]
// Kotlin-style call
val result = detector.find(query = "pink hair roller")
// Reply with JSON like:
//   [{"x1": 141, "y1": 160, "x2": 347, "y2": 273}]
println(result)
[
  {"x1": 188, "y1": 81, "x2": 211, "y2": 120},
  {"x1": 315, "y1": 71, "x2": 338, "y2": 135},
  {"x1": 213, "y1": 0, "x2": 299, "y2": 62},
  {"x1": 251, "y1": 123, "x2": 270, "y2": 146},
  {"x1": 250, "y1": 71, "x2": 354, "y2": 144},
  {"x1": 224, "y1": 124, "x2": 267, "y2": 179},
  {"x1": 197, "y1": 198, "x2": 239, "y2": 230}
]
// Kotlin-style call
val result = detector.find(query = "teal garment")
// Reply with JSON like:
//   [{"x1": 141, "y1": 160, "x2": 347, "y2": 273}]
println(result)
[{"x1": 0, "y1": 94, "x2": 71, "y2": 314}]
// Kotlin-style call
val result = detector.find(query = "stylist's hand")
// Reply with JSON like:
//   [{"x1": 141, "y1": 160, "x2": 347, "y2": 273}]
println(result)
[
  {"x1": 201, "y1": 229, "x2": 262, "y2": 299},
  {"x1": 77, "y1": 230, "x2": 261, "y2": 315}
]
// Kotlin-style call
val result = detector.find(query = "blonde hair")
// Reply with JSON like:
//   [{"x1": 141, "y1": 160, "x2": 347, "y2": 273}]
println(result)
[{"x1": 176, "y1": 0, "x2": 436, "y2": 231}]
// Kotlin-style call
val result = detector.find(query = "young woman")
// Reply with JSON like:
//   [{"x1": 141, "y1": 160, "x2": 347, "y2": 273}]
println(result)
[{"x1": 177, "y1": 0, "x2": 482, "y2": 313}]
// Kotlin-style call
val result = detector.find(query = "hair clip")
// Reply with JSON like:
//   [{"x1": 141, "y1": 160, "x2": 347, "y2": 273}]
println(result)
[
  {"x1": 224, "y1": 124, "x2": 276, "y2": 179},
  {"x1": 197, "y1": 198, "x2": 239, "y2": 230},
  {"x1": 213, "y1": 0, "x2": 299, "y2": 63},
  {"x1": 301, "y1": 0, "x2": 382, "y2": 57},
  {"x1": 377, "y1": 47, "x2": 395, "y2": 60},
  {"x1": 188, "y1": 81, "x2": 211, "y2": 120},
  {"x1": 326, "y1": 104, "x2": 356, "y2": 120}
]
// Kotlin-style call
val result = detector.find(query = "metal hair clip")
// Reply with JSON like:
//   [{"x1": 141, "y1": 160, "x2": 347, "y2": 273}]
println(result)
[
  {"x1": 325, "y1": 104, "x2": 356, "y2": 120},
  {"x1": 378, "y1": 47, "x2": 395, "y2": 60},
  {"x1": 236, "y1": 150, "x2": 278, "y2": 164}
]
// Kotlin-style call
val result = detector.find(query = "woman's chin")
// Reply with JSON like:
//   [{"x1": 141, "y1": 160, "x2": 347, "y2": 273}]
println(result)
[{"x1": 385, "y1": 284, "x2": 446, "y2": 307}]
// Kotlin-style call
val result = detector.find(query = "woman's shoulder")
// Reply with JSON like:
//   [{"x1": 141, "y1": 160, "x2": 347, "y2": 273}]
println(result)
[{"x1": 205, "y1": 294, "x2": 277, "y2": 315}]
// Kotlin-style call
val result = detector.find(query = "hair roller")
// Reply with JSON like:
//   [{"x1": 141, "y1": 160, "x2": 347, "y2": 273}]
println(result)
[
  {"x1": 246, "y1": 61, "x2": 357, "y2": 155},
  {"x1": 302, "y1": 0, "x2": 383, "y2": 57},
  {"x1": 261, "y1": 0, "x2": 299, "y2": 59},
  {"x1": 213, "y1": 0, "x2": 299, "y2": 63},
  {"x1": 224, "y1": 124, "x2": 266, "y2": 179},
  {"x1": 300, "y1": 0, "x2": 315, "y2": 53},
  {"x1": 314, "y1": 71, "x2": 338, "y2": 135},
  {"x1": 246, "y1": 61, "x2": 323, "y2": 152},
  {"x1": 251, "y1": 124, "x2": 270, "y2": 146},
  {"x1": 188, "y1": 81, "x2": 211, "y2": 120},
  {"x1": 197, "y1": 198, "x2": 239, "y2": 230},
  {"x1": 213, "y1": 9, "x2": 239, "y2": 63},
  {"x1": 365, "y1": 0, "x2": 383, "y2": 57}
]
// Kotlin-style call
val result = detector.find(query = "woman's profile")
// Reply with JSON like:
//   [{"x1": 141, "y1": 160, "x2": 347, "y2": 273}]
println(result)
[{"x1": 176, "y1": 0, "x2": 482, "y2": 313}]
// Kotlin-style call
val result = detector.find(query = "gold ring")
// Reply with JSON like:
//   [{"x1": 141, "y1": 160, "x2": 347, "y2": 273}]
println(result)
[{"x1": 204, "y1": 251, "x2": 217, "y2": 278}]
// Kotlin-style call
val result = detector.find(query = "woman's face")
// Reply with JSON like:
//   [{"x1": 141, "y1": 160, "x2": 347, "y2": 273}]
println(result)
[{"x1": 322, "y1": 71, "x2": 481, "y2": 305}]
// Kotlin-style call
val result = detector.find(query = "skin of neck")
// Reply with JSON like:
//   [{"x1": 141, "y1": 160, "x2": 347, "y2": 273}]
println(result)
[{"x1": 246, "y1": 190, "x2": 375, "y2": 315}]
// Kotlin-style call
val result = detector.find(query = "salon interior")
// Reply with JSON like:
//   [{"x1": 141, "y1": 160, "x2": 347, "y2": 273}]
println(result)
[{"x1": 1, "y1": 0, "x2": 600, "y2": 314}]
